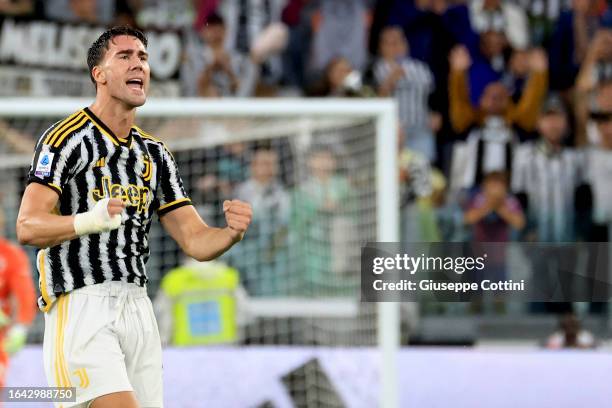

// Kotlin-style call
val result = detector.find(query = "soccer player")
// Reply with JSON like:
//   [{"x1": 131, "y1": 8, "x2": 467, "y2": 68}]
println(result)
[
  {"x1": 16, "y1": 26, "x2": 252, "y2": 408},
  {"x1": 0, "y1": 204, "x2": 37, "y2": 388}
]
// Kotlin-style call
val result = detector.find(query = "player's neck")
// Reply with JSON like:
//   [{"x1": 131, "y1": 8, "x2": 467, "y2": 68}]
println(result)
[{"x1": 89, "y1": 99, "x2": 136, "y2": 140}]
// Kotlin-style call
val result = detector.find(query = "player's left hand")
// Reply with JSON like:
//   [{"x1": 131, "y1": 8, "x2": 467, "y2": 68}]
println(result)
[
  {"x1": 223, "y1": 199, "x2": 252, "y2": 243},
  {"x1": 5, "y1": 324, "x2": 27, "y2": 355}
]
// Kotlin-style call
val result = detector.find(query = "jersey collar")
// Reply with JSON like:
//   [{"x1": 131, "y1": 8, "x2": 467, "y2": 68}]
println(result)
[{"x1": 83, "y1": 107, "x2": 133, "y2": 148}]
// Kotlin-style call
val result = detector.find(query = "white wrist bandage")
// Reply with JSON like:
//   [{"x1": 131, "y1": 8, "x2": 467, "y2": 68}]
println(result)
[{"x1": 74, "y1": 198, "x2": 122, "y2": 236}]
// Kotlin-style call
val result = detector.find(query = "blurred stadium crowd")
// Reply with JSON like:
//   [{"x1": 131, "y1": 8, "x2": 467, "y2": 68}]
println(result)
[{"x1": 0, "y1": 0, "x2": 612, "y2": 347}]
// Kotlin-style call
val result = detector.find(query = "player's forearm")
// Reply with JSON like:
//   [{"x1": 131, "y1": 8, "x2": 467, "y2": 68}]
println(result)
[
  {"x1": 184, "y1": 225, "x2": 239, "y2": 262},
  {"x1": 16, "y1": 212, "x2": 77, "y2": 248}
]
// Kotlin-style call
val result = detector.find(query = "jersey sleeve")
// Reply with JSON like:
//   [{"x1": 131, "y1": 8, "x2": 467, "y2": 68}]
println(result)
[
  {"x1": 27, "y1": 119, "x2": 86, "y2": 196},
  {"x1": 156, "y1": 144, "x2": 193, "y2": 217}
]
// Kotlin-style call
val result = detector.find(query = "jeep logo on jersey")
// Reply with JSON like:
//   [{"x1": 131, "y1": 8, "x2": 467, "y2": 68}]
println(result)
[{"x1": 91, "y1": 176, "x2": 152, "y2": 213}]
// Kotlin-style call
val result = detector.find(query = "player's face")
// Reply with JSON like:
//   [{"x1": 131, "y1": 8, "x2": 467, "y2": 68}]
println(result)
[{"x1": 97, "y1": 35, "x2": 150, "y2": 108}]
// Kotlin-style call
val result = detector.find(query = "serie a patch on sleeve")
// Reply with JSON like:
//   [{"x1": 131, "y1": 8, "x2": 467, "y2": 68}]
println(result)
[{"x1": 35, "y1": 152, "x2": 54, "y2": 178}]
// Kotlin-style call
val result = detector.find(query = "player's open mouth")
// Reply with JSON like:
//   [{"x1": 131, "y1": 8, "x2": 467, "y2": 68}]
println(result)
[{"x1": 126, "y1": 78, "x2": 144, "y2": 90}]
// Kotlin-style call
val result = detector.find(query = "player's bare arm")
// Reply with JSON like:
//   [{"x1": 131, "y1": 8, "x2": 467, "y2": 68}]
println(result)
[
  {"x1": 16, "y1": 183, "x2": 125, "y2": 248},
  {"x1": 161, "y1": 199, "x2": 252, "y2": 262}
]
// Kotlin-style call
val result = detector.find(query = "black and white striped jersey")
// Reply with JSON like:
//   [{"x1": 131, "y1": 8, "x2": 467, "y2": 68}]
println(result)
[
  {"x1": 373, "y1": 58, "x2": 433, "y2": 131},
  {"x1": 27, "y1": 107, "x2": 192, "y2": 311},
  {"x1": 511, "y1": 141, "x2": 585, "y2": 242}
]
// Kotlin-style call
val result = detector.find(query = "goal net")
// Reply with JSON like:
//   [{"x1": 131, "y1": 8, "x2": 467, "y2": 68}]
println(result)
[{"x1": 0, "y1": 98, "x2": 399, "y2": 407}]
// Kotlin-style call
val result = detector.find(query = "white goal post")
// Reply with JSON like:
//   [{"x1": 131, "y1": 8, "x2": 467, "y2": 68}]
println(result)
[{"x1": 0, "y1": 97, "x2": 400, "y2": 408}]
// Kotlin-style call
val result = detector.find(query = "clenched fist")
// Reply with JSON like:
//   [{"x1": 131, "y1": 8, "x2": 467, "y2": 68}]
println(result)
[{"x1": 223, "y1": 199, "x2": 253, "y2": 242}]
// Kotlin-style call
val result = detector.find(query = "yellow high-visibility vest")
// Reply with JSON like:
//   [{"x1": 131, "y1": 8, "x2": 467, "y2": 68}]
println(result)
[{"x1": 161, "y1": 261, "x2": 239, "y2": 346}]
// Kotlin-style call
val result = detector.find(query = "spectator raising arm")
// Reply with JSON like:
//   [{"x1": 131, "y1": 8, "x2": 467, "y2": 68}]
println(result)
[
  {"x1": 449, "y1": 45, "x2": 477, "y2": 134},
  {"x1": 574, "y1": 30, "x2": 612, "y2": 146},
  {"x1": 507, "y1": 48, "x2": 549, "y2": 131},
  {"x1": 449, "y1": 45, "x2": 548, "y2": 134}
]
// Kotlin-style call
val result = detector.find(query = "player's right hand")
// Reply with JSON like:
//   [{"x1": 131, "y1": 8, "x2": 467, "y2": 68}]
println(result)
[{"x1": 74, "y1": 198, "x2": 125, "y2": 236}]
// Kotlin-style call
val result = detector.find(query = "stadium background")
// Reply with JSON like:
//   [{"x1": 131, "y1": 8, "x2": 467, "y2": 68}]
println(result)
[{"x1": 1, "y1": 0, "x2": 612, "y2": 407}]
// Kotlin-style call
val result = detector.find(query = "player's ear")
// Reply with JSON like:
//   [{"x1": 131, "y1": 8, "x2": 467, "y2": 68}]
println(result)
[{"x1": 92, "y1": 66, "x2": 106, "y2": 85}]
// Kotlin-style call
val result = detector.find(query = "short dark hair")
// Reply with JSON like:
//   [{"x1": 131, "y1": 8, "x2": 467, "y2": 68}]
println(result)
[
  {"x1": 206, "y1": 12, "x2": 225, "y2": 27},
  {"x1": 87, "y1": 26, "x2": 148, "y2": 85},
  {"x1": 483, "y1": 171, "x2": 508, "y2": 186}
]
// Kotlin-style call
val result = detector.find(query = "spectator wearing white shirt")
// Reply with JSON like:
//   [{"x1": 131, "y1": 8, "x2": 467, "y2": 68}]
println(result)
[
  {"x1": 182, "y1": 12, "x2": 258, "y2": 97},
  {"x1": 512, "y1": 95, "x2": 585, "y2": 314},
  {"x1": 218, "y1": 0, "x2": 288, "y2": 87},
  {"x1": 311, "y1": 0, "x2": 371, "y2": 73},
  {"x1": 469, "y1": 0, "x2": 529, "y2": 50},
  {"x1": 228, "y1": 148, "x2": 290, "y2": 296},
  {"x1": 44, "y1": 0, "x2": 114, "y2": 24},
  {"x1": 512, "y1": 95, "x2": 584, "y2": 243},
  {"x1": 373, "y1": 26, "x2": 440, "y2": 162},
  {"x1": 575, "y1": 30, "x2": 612, "y2": 237},
  {"x1": 508, "y1": 0, "x2": 572, "y2": 44},
  {"x1": 584, "y1": 83, "x2": 612, "y2": 232}
]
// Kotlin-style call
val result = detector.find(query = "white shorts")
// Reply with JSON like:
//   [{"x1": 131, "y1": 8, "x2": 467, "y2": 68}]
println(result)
[{"x1": 43, "y1": 281, "x2": 163, "y2": 408}]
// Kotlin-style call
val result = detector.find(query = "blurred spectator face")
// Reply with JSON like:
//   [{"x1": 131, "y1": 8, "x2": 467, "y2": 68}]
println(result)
[
  {"x1": 483, "y1": 173, "x2": 508, "y2": 200},
  {"x1": 226, "y1": 142, "x2": 246, "y2": 156},
  {"x1": 594, "y1": 83, "x2": 612, "y2": 147},
  {"x1": 538, "y1": 112, "x2": 568, "y2": 145},
  {"x1": 379, "y1": 27, "x2": 408, "y2": 61},
  {"x1": 483, "y1": 0, "x2": 502, "y2": 10},
  {"x1": 70, "y1": 0, "x2": 97, "y2": 23},
  {"x1": 480, "y1": 30, "x2": 507, "y2": 60},
  {"x1": 251, "y1": 150, "x2": 279, "y2": 185},
  {"x1": 572, "y1": 0, "x2": 599, "y2": 15},
  {"x1": 479, "y1": 82, "x2": 510, "y2": 116},
  {"x1": 327, "y1": 58, "x2": 353, "y2": 91},
  {"x1": 596, "y1": 29, "x2": 612, "y2": 61},
  {"x1": 202, "y1": 17, "x2": 226, "y2": 48},
  {"x1": 510, "y1": 50, "x2": 530, "y2": 77},
  {"x1": 308, "y1": 150, "x2": 336, "y2": 181},
  {"x1": 415, "y1": 0, "x2": 448, "y2": 14}
]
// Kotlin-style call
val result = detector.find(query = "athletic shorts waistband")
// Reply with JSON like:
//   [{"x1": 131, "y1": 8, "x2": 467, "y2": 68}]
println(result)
[{"x1": 70, "y1": 281, "x2": 148, "y2": 298}]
